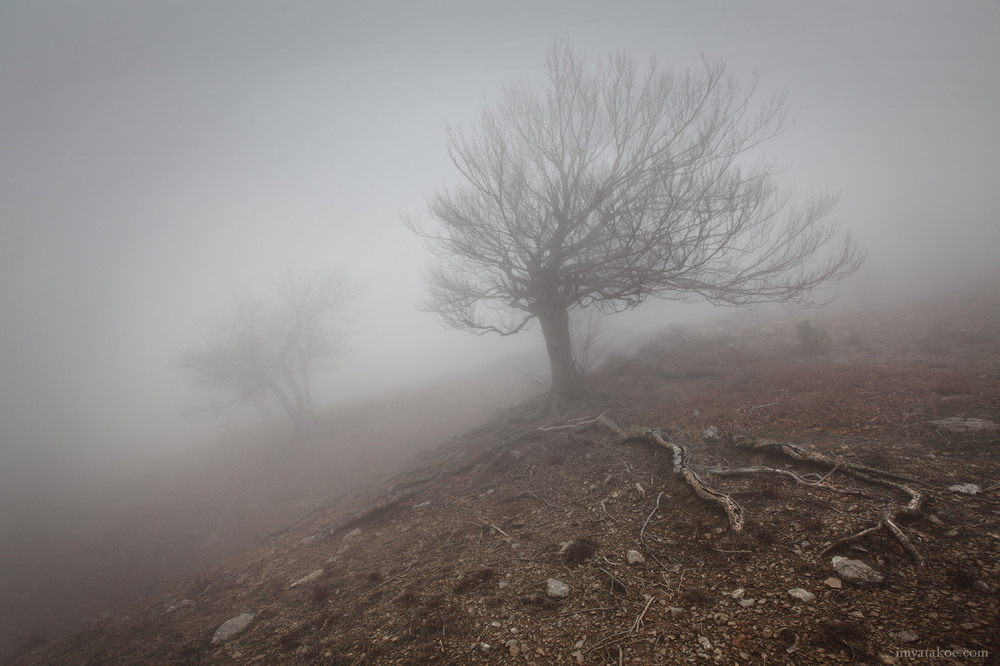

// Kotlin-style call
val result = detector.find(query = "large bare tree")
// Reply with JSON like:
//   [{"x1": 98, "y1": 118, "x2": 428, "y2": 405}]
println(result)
[
  {"x1": 177, "y1": 271, "x2": 352, "y2": 428},
  {"x1": 409, "y1": 44, "x2": 862, "y2": 412}
]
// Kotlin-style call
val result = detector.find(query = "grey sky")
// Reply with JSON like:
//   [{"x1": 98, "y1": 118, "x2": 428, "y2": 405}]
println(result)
[{"x1": 1, "y1": 1, "x2": 998, "y2": 494}]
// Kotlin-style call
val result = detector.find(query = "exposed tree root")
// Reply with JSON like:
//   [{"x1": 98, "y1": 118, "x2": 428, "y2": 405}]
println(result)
[
  {"x1": 728, "y1": 435, "x2": 920, "y2": 483},
  {"x1": 728, "y1": 434, "x2": 925, "y2": 566},
  {"x1": 598, "y1": 417, "x2": 745, "y2": 532},
  {"x1": 820, "y1": 506, "x2": 925, "y2": 567},
  {"x1": 707, "y1": 466, "x2": 871, "y2": 498},
  {"x1": 596, "y1": 418, "x2": 926, "y2": 566}
]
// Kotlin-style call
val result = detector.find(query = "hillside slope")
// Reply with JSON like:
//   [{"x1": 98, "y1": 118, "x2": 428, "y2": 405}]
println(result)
[{"x1": 10, "y1": 309, "x2": 1000, "y2": 665}]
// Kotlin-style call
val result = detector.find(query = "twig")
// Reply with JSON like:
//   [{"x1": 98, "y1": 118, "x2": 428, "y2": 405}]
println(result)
[
  {"x1": 466, "y1": 520, "x2": 510, "y2": 538},
  {"x1": 630, "y1": 595, "x2": 655, "y2": 634},
  {"x1": 640, "y1": 492, "x2": 664, "y2": 543},
  {"x1": 553, "y1": 606, "x2": 615, "y2": 617},
  {"x1": 599, "y1": 567, "x2": 629, "y2": 594}
]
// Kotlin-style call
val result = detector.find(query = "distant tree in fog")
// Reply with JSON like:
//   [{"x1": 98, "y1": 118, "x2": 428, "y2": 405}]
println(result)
[
  {"x1": 409, "y1": 43, "x2": 863, "y2": 413},
  {"x1": 177, "y1": 271, "x2": 353, "y2": 428}
]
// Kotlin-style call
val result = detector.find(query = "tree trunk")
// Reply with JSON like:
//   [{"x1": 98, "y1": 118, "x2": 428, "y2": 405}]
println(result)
[
  {"x1": 279, "y1": 365, "x2": 307, "y2": 417},
  {"x1": 538, "y1": 307, "x2": 582, "y2": 414},
  {"x1": 299, "y1": 361, "x2": 314, "y2": 416},
  {"x1": 266, "y1": 380, "x2": 303, "y2": 429}
]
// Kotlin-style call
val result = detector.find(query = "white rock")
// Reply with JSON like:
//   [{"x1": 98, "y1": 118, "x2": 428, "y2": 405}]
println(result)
[
  {"x1": 730, "y1": 587, "x2": 745, "y2": 599},
  {"x1": 211, "y1": 612, "x2": 255, "y2": 644},
  {"x1": 949, "y1": 483, "x2": 982, "y2": 495},
  {"x1": 163, "y1": 599, "x2": 195, "y2": 614},
  {"x1": 832, "y1": 556, "x2": 884, "y2": 584},
  {"x1": 546, "y1": 578, "x2": 570, "y2": 598},
  {"x1": 342, "y1": 527, "x2": 362, "y2": 543},
  {"x1": 702, "y1": 426, "x2": 720, "y2": 441},
  {"x1": 787, "y1": 588, "x2": 815, "y2": 602},
  {"x1": 898, "y1": 630, "x2": 918, "y2": 643},
  {"x1": 739, "y1": 599, "x2": 755, "y2": 608},
  {"x1": 627, "y1": 549, "x2": 645, "y2": 565}
]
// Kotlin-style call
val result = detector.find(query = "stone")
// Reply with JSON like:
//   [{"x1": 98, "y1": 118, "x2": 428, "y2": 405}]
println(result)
[
  {"x1": 626, "y1": 549, "x2": 645, "y2": 565},
  {"x1": 824, "y1": 577, "x2": 843, "y2": 589},
  {"x1": 546, "y1": 578, "x2": 570, "y2": 598},
  {"x1": 898, "y1": 630, "x2": 918, "y2": 643},
  {"x1": 787, "y1": 588, "x2": 815, "y2": 602},
  {"x1": 739, "y1": 599, "x2": 755, "y2": 608},
  {"x1": 832, "y1": 556, "x2": 884, "y2": 584},
  {"x1": 164, "y1": 599, "x2": 195, "y2": 614},
  {"x1": 730, "y1": 587, "x2": 745, "y2": 599},
  {"x1": 949, "y1": 483, "x2": 982, "y2": 495},
  {"x1": 702, "y1": 426, "x2": 720, "y2": 441},
  {"x1": 211, "y1": 612, "x2": 255, "y2": 644},
  {"x1": 342, "y1": 528, "x2": 362, "y2": 543}
]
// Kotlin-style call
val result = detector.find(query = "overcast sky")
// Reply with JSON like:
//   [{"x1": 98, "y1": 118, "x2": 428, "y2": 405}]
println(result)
[{"x1": 2, "y1": 1, "x2": 998, "y2": 492}]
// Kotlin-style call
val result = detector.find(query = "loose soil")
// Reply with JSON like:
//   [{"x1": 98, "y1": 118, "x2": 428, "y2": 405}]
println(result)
[{"x1": 9, "y1": 308, "x2": 1000, "y2": 665}]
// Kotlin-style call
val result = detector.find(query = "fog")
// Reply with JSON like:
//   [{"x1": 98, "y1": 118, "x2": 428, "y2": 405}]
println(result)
[{"x1": 1, "y1": 0, "x2": 998, "y2": 653}]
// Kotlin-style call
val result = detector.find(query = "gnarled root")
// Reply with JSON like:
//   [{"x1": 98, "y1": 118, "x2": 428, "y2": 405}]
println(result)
[
  {"x1": 599, "y1": 417, "x2": 745, "y2": 532},
  {"x1": 730, "y1": 434, "x2": 925, "y2": 566},
  {"x1": 820, "y1": 506, "x2": 925, "y2": 567}
]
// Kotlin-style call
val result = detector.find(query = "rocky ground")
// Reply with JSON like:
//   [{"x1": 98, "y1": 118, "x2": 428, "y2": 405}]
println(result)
[{"x1": 8, "y1": 306, "x2": 1000, "y2": 665}]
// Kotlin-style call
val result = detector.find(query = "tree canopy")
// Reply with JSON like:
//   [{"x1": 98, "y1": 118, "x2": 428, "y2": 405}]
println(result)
[
  {"x1": 177, "y1": 271, "x2": 352, "y2": 428},
  {"x1": 410, "y1": 43, "x2": 862, "y2": 411}
]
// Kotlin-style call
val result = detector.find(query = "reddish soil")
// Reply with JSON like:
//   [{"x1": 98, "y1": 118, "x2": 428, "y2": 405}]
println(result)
[{"x1": 7, "y1": 307, "x2": 1000, "y2": 665}]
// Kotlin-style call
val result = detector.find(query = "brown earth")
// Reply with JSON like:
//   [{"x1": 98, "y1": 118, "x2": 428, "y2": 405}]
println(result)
[{"x1": 8, "y1": 306, "x2": 1000, "y2": 665}]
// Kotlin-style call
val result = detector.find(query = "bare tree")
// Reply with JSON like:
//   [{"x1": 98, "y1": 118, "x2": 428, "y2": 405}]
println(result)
[
  {"x1": 409, "y1": 43, "x2": 862, "y2": 412},
  {"x1": 177, "y1": 271, "x2": 352, "y2": 428}
]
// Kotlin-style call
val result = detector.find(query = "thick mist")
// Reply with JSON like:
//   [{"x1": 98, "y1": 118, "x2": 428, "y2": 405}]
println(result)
[{"x1": 2, "y1": 0, "x2": 998, "y2": 654}]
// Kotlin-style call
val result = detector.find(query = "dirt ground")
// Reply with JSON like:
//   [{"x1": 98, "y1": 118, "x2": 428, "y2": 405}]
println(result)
[{"x1": 9, "y1": 305, "x2": 1000, "y2": 665}]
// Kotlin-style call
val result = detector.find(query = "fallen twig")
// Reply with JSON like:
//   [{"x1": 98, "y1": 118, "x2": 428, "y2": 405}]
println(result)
[
  {"x1": 630, "y1": 595, "x2": 655, "y2": 634},
  {"x1": 599, "y1": 567, "x2": 629, "y2": 595},
  {"x1": 640, "y1": 492, "x2": 664, "y2": 543},
  {"x1": 553, "y1": 606, "x2": 615, "y2": 617},
  {"x1": 465, "y1": 520, "x2": 510, "y2": 538}
]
